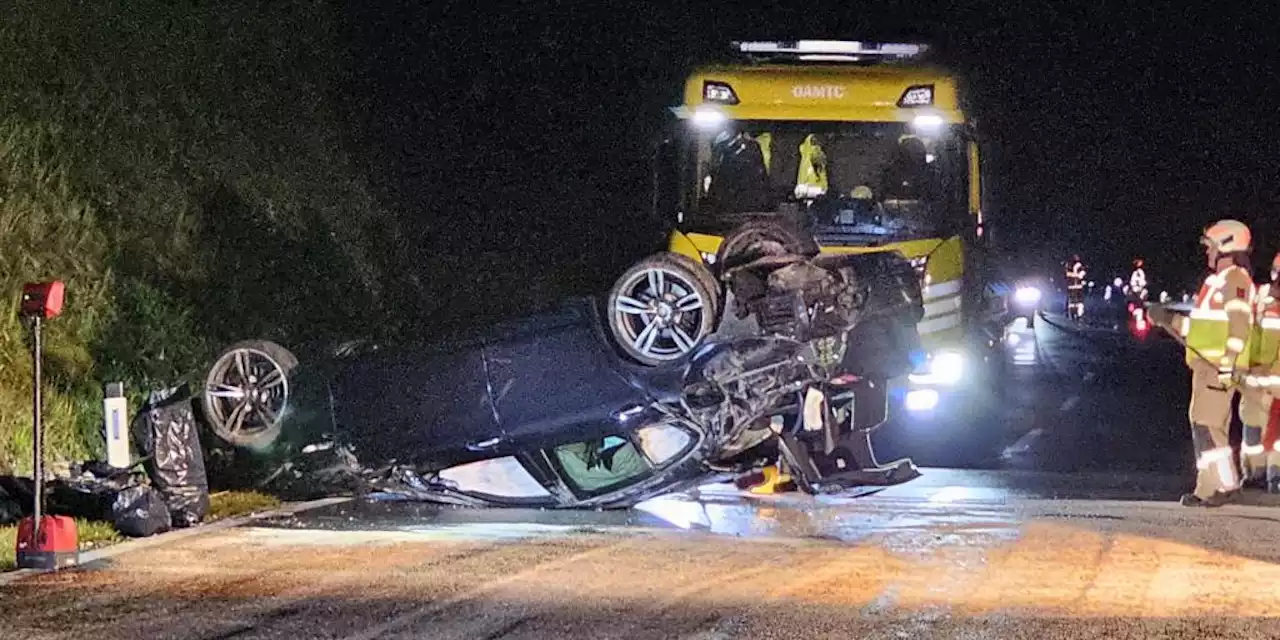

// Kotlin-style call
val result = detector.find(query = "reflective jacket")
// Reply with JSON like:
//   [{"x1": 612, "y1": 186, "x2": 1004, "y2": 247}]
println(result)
[
  {"x1": 1129, "y1": 268, "x2": 1147, "y2": 292},
  {"x1": 794, "y1": 134, "x2": 828, "y2": 199},
  {"x1": 1248, "y1": 282, "x2": 1280, "y2": 375},
  {"x1": 1065, "y1": 262, "x2": 1086, "y2": 290},
  {"x1": 1180, "y1": 264, "x2": 1255, "y2": 370}
]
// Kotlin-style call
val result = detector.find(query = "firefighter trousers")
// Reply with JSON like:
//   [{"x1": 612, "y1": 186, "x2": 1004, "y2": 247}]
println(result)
[
  {"x1": 1067, "y1": 287, "x2": 1084, "y2": 316},
  {"x1": 1189, "y1": 365, "x2": 1240, "y2": 499},
  {"x1": 1240, "y1": 392, "x2": 1280, "y2": 491}
]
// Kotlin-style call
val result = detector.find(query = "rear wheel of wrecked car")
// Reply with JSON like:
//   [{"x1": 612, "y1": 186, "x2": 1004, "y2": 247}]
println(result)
[
  {"x1": 202, "y1": 340, "x2": 298, "y2": 449},
  {"x1": 713, "y1": 220, "x2": 821, "y2": 276},
  {"x1": 608, "y1": 252, "x2": 719, "y2": 366}
]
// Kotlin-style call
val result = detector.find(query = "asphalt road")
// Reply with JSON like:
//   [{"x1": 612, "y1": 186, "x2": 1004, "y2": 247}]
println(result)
[
  {"x1": 874, "y1": 307, "x2": 1195, "y2": 481},
  {"x1": 10, "y1": 306, "x2": 1280, "y2": 638}
]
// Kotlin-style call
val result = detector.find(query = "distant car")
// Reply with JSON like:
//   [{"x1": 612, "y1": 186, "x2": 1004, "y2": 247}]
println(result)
[
  {"x1": 197, "y1": 223, "x2": 926, "y2": 507},
  {"x1": 1008, "y1": 277, "x2": 1047, "y2": 322}
]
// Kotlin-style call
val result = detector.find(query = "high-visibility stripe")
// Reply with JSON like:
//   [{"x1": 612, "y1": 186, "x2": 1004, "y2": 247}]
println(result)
[
  {"x1": 1227, "y1": 337, "x2": 1247, "y2": 352},
  {"x1": 1244, "y1": 375, "x2": 1280, "y2": 388},
  {"x1": 923, "y1": 294, "x2": 962, "y2": 320},
  {"x1": 919, "y1": 311, "x2": 962, "y2": 335},
  {"x1": 1244, "y1": 444, "x2": 1266, "y2": 455},
  {"x1": 923, "y1": 279, "x2": 961, "y2": 301},
  {"x1": 1225, "y1": 299, "x2": 1253, "y2": 312},
  {"x1": 1191, "y1": 309, "x2": 1228, "y2": 320},
  {"x1": 1217, "y1": 457, "x2": 1240, "y2": 490},
  {"x1": 1261, "y1": 317, "x2": 1280, "y2": 329},
  {"x1": 1197, "y1": 446, "x2": 1233, "y2": 469}
]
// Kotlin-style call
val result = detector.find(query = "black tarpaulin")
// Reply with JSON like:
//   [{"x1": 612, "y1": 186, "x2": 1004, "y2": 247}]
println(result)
[
  {"x1": 135, "y1": 384, "x2": 210, "y2": 527},
  {"x1": 111, "y1": 485, "x2": 172, "y2": 538}
]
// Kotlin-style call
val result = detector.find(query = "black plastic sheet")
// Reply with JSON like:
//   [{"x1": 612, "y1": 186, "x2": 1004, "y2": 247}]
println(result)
[
  {"x1": 136, "y1": 384, "x2": 210, "y2": 527},
  {"x1": 0, "y1": 487, "x2": 21, "y2": 525},
  {"x1": 111, "y1": 485, "x2": 172, "y2": 538}
]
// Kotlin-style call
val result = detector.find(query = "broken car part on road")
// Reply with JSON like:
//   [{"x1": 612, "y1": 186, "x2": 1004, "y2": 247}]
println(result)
[{"x1": 200, "y1": 222, "x2": 926, "y2": 507}]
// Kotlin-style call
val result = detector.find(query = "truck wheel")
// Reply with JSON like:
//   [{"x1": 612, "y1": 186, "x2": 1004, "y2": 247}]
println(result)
[
  {"x1": 607, "y1": 252, "x2": 720, "y2": 366},
  {"x1": 202, "y1": 340, "x2": 298, "y2": 449}
]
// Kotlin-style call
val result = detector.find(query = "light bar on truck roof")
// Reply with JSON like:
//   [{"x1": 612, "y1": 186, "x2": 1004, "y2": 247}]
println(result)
[{"x1": 734, "y1": 40, "x2": 928, "y2": 58}]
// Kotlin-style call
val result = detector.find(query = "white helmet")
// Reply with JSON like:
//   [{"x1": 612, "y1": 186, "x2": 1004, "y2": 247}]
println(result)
[{"x1": 1201, "y1": 219, "x2": 1252, "y2": 253}]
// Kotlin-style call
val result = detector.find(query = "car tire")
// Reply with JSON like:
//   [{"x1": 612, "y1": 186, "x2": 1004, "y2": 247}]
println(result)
[
  {"x1": 201, "y1": 339, "x2": 298, "y2": 449},
  {"x1": 713, "y1": 220, "x2": 821, "y2": 276},
  {"x1": 607, "y1": 252, "x2": 720, "y2": 367}
]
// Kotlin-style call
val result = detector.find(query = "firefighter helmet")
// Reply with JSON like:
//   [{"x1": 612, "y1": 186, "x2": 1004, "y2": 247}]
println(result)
[
  {"x1": 1201, "y1": 219, "x2": 1251, "y2": 253},
  {"x1": 1134, "y1": 258, "x2": 1144, "y2": 268}
]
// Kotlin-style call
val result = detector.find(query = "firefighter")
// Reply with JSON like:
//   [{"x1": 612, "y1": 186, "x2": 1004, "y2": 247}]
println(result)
[
  {"x1": 1065, "y1": 254, "x2": 1086, "y2": 320},
  {"x1": 706, "y1": 129, "x2": 771, "y2": 212},
  {"x1": 1240, "y1": 252, "x2": 1280, "y2": 492},
  {"x1": 794, "y1": 134, "x2": 828, "y2": 199},
  {"x1": 1129, "y1": 258, "x2": 1148, "y2": 302},
  {"x1": 1173, "y1": 219, "x2": 1255, "y2": 507}
]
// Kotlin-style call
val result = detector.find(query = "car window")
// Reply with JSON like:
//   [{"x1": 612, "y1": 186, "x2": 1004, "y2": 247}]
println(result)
[
  {"x1": 553, "y1": 435, "x2": 652, "y2": 493},
  {"x1": 635, "y1": 423, "x2": 694, "y2": 466},
  {"x1": 437, "y1": 456, "x2": 551, "y2": 498}
]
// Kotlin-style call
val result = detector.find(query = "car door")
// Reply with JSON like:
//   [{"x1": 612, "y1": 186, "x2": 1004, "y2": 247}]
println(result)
[
  {"x1": 328, "y1": 342, "x2": 504, "y2": 468},
  {"x1": 483, "y1": 301, "x2": 652, "y2": 443}
]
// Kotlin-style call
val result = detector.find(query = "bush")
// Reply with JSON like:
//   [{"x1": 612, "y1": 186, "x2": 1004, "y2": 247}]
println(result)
[{"x1": 0, "y1": 0, "x2": 416, "y2": 471}]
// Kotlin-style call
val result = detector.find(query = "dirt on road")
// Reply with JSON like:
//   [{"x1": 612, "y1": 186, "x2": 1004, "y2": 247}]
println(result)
[{"x1": 5, "y1": 496, "x2": 1280, "y2": 639}]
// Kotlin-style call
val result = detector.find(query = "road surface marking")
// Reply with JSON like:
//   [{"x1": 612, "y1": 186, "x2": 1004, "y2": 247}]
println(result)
[{"x1": 1002, "y1": 428, "x2": 1044, "y2": 458}]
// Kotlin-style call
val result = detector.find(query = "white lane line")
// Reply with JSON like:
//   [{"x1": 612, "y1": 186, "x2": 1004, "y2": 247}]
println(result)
[
  {"x1": 1001, "y1": 428, "x2": 1044, "y2": 458},
  {"x1": 1060, "y1": 395, "x2": 1081, "y2": 412}
]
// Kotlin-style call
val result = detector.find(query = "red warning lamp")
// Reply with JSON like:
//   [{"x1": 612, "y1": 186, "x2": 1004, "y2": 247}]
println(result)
[
  {"x1": 15, "y1": 281, "x2": 78, "y2": 571},
  {"x1": 21, "y1": 281, "x2": 64, "y2": 319}
]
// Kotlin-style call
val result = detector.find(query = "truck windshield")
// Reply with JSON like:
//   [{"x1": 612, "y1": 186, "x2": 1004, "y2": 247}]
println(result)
[{"x1": 679, "y1": 121, "x2": 969, "y2": 241}]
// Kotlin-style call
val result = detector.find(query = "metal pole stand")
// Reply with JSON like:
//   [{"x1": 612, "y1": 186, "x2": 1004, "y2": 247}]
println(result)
[{"x1": 30, "y1": 315, "x2": 43, "y2": 549}]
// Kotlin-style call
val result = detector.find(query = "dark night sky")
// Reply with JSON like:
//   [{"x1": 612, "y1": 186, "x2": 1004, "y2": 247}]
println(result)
[{"x1": 338, "y1": 1, "x2": 1280, "y2": 310}]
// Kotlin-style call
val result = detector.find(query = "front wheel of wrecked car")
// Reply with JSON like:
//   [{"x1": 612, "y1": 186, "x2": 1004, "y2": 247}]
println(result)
[
  {"x1": 608, "y1": 252, "x2": 720, "y2": 366},
  {"x1": 202, "y1": 340, "x2": 298, "y2": 449}
]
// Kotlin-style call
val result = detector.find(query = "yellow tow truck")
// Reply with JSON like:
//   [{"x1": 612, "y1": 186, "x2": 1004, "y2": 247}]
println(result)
[{"x1": 650, "y1": 40, "x2": 1005, "y2": 419}]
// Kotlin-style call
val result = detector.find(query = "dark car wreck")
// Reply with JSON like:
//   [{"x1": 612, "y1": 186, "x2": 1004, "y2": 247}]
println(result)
[{"x1": 198, "y1": 223, "x2": 927, "y2": 508}]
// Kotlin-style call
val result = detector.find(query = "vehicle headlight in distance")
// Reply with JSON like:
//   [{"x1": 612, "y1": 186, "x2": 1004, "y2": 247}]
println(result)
[
  {"x1": 908, "y1": 350, "x2": 965, "y2": 386},
  {"x1": 1014, "y1": 286, "x2": 1041, "y2": 305},
  {"x1": 929, "y1": 351, "x2": 965, "y2": 385},
  {"x1": 905, "y1": 389, "x2": 940, "y2": 412}
]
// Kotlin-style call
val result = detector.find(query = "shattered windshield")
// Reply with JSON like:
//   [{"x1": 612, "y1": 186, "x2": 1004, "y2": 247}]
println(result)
[{"x1": 681, "y1": 121, "x2": 969, "y2": 240}]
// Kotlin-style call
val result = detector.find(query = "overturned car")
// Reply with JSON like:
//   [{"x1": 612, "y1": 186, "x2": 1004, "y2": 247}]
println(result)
[{"x1": 198, "y1": 223, "x2": 926, "y2": 507}]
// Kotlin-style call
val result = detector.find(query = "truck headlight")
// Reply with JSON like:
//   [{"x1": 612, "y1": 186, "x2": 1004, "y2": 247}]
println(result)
[
  {"x1": 908, "y1": 350, "x2": 965, "y2": 386},
  {"x1": 699, "y1": 251, "x2": 717, "y2": 265},
  {"x1": 1014, "y1": 286, "x2": 1041, "y2": 305},
  {"x1": 905, "y1": 389, "x2": 940, "y2": 412}
]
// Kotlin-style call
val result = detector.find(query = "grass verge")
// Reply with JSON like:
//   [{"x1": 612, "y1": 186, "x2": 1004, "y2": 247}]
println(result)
[
  {"x1": 0, "y1": 519, "x2": 121, "y2": 571},
  {"x1": 208, "y1": 490, "x2": 281, "y2": 521},
  {"x1": 0, "y1": 490, "x2": 282, "y2": 572}
]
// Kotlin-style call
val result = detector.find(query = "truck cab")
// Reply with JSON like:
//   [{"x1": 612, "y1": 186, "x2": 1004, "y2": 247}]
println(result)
[{"x1": 650, "y1": 40, "x2": 1004, "y2": 419}]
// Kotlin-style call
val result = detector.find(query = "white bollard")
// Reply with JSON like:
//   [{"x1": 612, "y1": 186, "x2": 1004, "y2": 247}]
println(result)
[{"x1": 103, "y1": 382, "x2": 130, "y2": 468}]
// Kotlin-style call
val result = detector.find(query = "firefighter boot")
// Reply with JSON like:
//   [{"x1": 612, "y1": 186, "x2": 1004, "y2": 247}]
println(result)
[
  {"x1": 1186, "y1": 423, "x2": 1240, "y2": 506},
  {"x1": 1241, "y1": 425, "x2": 1267, "y2": 488},
  {"x1": 1268, "y1": 462, "x2": 1280, "y2": 494},
  {"x1": 1180, "y1": 489, "x2": 1241, "y2": 507}
]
